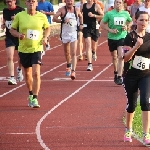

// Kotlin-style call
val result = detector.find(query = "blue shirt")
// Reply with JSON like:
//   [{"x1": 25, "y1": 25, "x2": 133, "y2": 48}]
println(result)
[{"x1": 36, "y1": 1, "x2": 54, "y2": 24}]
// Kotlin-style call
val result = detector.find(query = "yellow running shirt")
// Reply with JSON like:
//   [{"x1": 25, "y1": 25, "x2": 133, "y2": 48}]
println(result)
[{"x1": 11, "y1": 11, "x2": 50, "y2": 53}]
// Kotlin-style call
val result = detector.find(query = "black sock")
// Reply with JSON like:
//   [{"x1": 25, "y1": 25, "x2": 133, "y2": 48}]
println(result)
[
  {"x1": 67, "y1": 63, "x2": 71, "y2": 68},
  {"x1": 118, "y1": 76, "x2": 121, "y2": 79},
  {"x1": 11, "y1": 76, "x2": 14, "y2": 78},
  {"x1": 88, "y1": 63, "x2": 92, "y2": 65},
  {"x1": 33, "y1": 95, "x2": 37, "y2": 99},
  {"x1": 92, "y1": 51, "x2": 95, "y2": 54},
  {"x1": 29, "y1": 91, "x2": 33, "y2": 95},
  {"x1": 18, "y1": 68, "x2": 21, "y2": 71},
  {"x1": 114, "y1": 71, "x2": 118, "y2": 75},
  {"x1": 72, "y1": 70, "x2": 75, "y2": 72}
]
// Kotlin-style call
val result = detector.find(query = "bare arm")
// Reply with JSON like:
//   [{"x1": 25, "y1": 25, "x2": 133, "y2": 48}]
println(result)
[
  {"x1": 124, "y1": 37, "x2": 143, "y2": 62},
  {"x1": 1, "y1": 18, "x2": 6, "y2": 30},
  {"x1": 95, "y1": 4, "x2": 104, "y2": 20},
  {"x1": 10, "y1": 28, "x2": 23, "y2": 39},
  {"x1": 52, "y1": 8, "x2": 62, "y2": 23},
  {"x1": 100, "y1": 21, "x2": 110, "y2": 31},
  {"x1": 100, "y1": 21, "x2": 119, "y2": 34}
]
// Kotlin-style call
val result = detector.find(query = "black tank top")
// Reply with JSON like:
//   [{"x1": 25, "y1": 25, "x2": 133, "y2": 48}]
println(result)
[{"x1": 82, "y1": 3, "x2": 97, "y2": 28}]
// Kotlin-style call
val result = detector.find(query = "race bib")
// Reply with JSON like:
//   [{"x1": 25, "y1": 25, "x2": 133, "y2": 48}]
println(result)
[
  {"x1": 132, "y1": 55, "x2": 150, "y2": 70},
  {"x1": 68, "y1": 19, "x2": 77, "y2": 27},
  {"x1": 27, "y1": 29, "x2": 40, "y2": 40},
  {"x1": 114, "y1": 17, "x2": 125, "y2": 26},
  {"x1": 5, "y1": 20, "x2": 12, "y2": 29}
]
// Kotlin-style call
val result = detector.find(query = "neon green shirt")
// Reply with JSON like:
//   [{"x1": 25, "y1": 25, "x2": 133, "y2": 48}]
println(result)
[
  {"x1": 11, "y1": 11, "x2": 50, "y2": 53},
  {"x1": 102, "y1": 9, "x2": 132, "y2": 40}
]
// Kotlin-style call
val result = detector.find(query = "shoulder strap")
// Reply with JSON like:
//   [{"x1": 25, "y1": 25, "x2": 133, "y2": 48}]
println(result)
[
  {"x1": 129, "y1": 30, "x2": 137, "y2": 47},
  {"x1": 73, "y1": 6, "x2": 78, "y2": 20}
]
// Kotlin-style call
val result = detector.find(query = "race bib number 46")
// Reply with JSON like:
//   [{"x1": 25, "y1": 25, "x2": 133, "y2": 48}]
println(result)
[
  {"x1": 132, "y1": 55, "x2": 150, "y2": 70},
  {"x1": 114, "y1": 17, "x2": 125, "y2": 26},
  {"x1": 27, "y1": 29, "x2": 40, "y2": 40}
]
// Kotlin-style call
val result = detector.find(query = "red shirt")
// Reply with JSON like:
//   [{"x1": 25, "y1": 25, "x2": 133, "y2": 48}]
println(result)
[{"x1": 124, "y1": 0, "x2": 134, "y2": 6}]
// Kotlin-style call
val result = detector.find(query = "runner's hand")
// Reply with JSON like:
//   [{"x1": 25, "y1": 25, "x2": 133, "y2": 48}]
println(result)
[
  {"x1": 1, "y1": 24, "x2": 5, "y2": 30},
  {"x1": 19, "y1": 33, "x2": 25, "y2": 40},
  {"x1": 88, "y1": 12, "x2": 94, "y2": 17},
  {"x1": 135, "y1": 37, "x2": 143, "y2": 48},
  {"x1": 108, "y1": 29, "x2": 119, "y2": 34}
]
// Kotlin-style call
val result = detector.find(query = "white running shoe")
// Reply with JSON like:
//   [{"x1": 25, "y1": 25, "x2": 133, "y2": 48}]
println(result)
[
  {"x1": 92, "y1": 53, "x2": 97, "y2": 61},
  {"x1": 17, "y1": 67, "x2": 24, "y2": 82},
  {"x1": 87, "y1": 64, "x2": 93, "y2": 71},
  {"x1": 8, "y1": 77, "x2": 17, "y2": 85}
]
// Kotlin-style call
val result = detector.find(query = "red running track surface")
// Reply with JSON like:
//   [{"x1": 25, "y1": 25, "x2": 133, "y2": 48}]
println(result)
[{"x1": 0, "y1": 32, "x2": 149, "y2": 150}]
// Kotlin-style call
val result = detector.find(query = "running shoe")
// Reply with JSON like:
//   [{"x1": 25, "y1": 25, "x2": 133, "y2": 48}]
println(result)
[
  {"x1": 143, "y1": 133, "x2": 150, "y2": 145},
  {"x1": 124, "y1": 131, "x2": 132, "y2": 142},
  {"x1": 66, "y1": 68, "x2": 71, "y2": 76},
  {"x1": 114, "y1": 75, "x2": 118, "y2": 83},
  {"x1": 71, "y1": 71, "x2": 76, "y2": 80},
  {"x1": 32, "y1": 98, "x2": 40, "y2": 108},
  {"x1": 87, "y1": 64, "x2": 93, "y2": 71},
  {"x1": 78, "y1": 55, "x2": 83, "y2": 61},
  {"x1": 115, "y1": 78, "x2": 122, "y2": 85},
  {"x1": 28, "y1": 95, "x2": 33, "y2": 107},
  {"x1": 92, "y1": 53, "x2": 97, "y2": 61},
  {"x1": 85, "y1": 54, "x2": 88, "y2": 60},
  {"x1": 17, "y1": 67, "x2": 24, "y2": 82},
  {"x1": 8, "y1": 77, "x2": 17, "y2": 85}
]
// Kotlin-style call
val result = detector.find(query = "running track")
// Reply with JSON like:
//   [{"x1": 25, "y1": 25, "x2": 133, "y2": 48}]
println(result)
[{"x1": 0, "y1": 31, "x2": 149, "y2": 150}]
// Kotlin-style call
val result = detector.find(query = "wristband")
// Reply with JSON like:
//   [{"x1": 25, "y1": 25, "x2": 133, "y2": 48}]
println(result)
[{"x1": 61, "y1": 19, "x2": 64, "y2": 24}]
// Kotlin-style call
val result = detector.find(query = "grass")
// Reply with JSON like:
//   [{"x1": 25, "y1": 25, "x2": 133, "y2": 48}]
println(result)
[
  {"x1": 123, "y1": 101, "x2": 143, "y2": 139},
  {"x1": 132, "y1": 102, "x2": 143, "y2": 138}
]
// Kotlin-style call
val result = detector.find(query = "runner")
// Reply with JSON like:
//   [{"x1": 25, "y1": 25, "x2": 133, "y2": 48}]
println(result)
[
  {"x1": 81, "y1": 0, "x2": 104, "y2": 70},
  {"x1": 101, "y1": 0, "x2": 132, "y2": 85},
  {"x1": 53, "y1": 0, "x2": 83, "y2": 80},
  {"x1": 10, "y1": 0, "x2": 50, "y2": 108},
  {"x1": 123, "y1": 11, "x2": 150, "y2": 145},
  {"x1": 2, "y1": 0, "x2": 24, "y2": 85}
]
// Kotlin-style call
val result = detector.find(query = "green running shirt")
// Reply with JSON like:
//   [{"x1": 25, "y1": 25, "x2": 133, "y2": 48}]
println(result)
[
  {"x1": 102, "y1": 9, "x2": 132, "y2": 40},
  {"x1": 11, "y1": 11, "x2": 50, "y2": 53}
]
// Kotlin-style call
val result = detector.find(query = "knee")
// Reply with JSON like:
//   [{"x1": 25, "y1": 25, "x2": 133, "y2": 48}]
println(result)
[
  {"x1": 7, "y1": 56, "x2": 13, "y2": 61},
  {"x1": 141, "y1": 102, "x2": 150, "y2": 111},
  {"x1": 126, "y1": 103, "x2": 137, "y2": 113}
]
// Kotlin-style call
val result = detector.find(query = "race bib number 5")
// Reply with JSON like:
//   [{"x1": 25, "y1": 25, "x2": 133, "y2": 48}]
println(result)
[
  {"x1": 27, "y1": 29, "x2": 40, "y2": 40},
  {"x1": 132, "y1": 55, "x2": 150, "y2": 70}
]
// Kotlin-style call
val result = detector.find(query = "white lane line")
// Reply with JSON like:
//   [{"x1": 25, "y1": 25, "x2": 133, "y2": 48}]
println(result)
[
  {"x1": 6, "y1": 132, "x2": 35, "y2": 135},
  {"x1": 0, "y1": 44, "x2": 63, "y2": 98},
  {"x1": 0, "y1": 61, "x2": 18, "y2": 70},
  {"x1": 36, "y1": 63, "x2": 112, "y2": 150},
  {"x1": 0, "y1": 83, "x2": 25, "y2": 98},
  {"x1": 0, "y1": 44, "x2": 62, "y2": 70}
]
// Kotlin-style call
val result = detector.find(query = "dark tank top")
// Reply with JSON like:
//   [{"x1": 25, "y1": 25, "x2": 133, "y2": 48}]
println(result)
[{"x1": 82, "y1": 3, "x2": 97, "y2": 28}]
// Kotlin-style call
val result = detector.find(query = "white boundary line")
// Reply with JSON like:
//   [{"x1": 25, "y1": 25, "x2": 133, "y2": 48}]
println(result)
[{"x1": 36, "y1": 63, "x2": 112, "y2": 150}]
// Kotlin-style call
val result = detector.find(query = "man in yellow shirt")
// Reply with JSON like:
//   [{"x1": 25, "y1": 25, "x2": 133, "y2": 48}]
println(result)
[{"x1": 10, "y1": 0, "x2": 50, "y2": 108}]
